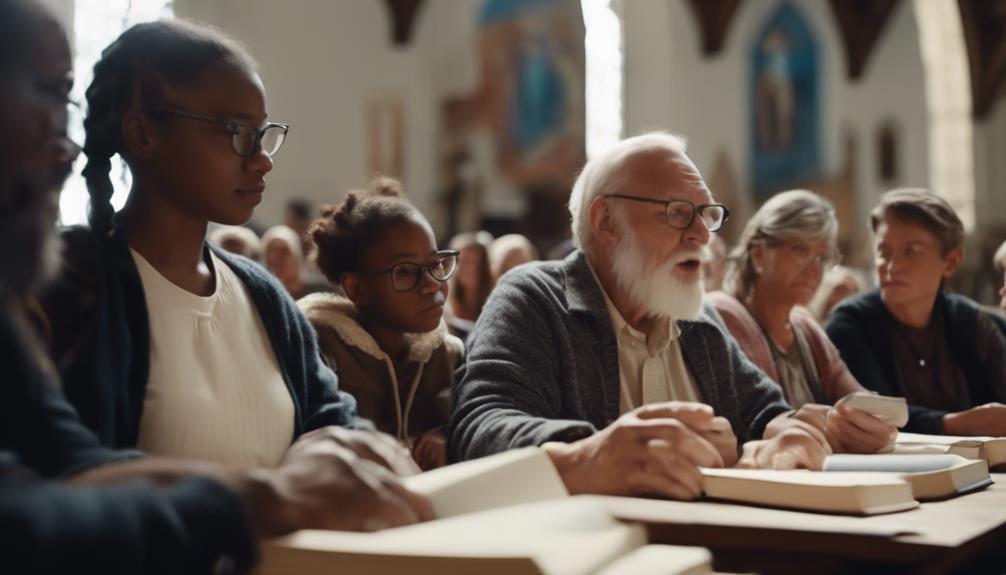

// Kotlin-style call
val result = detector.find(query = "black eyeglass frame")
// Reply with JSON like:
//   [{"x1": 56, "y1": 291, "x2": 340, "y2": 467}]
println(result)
[
  {"x1": 602, "y1": 193, "x2": 730, "y2": 232},
  {"x1": 151, "y1": 107, "x2": 290, "y2": 158},
  {"x1": 368, "y1": 250, "x2": 461, "y2": 293}
]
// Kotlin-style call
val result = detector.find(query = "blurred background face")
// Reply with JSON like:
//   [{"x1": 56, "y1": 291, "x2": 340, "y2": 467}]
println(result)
[
  {"x1": 456, "y1": 245, "x2": 484, "y2": 292},
  {"x1": 755, "y1": 238, "x2": 832, "y2": 306},
  {"x1": 264, "y1": 238, "x2": 300, "y2": 282},
  {"x1": 875, "y1": 215, "x2": 957, "y2": 311}
]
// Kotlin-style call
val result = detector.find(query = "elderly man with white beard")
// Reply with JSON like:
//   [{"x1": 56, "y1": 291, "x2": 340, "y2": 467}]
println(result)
[{"x1": 449, "y1": 132, "x2": 831, "y2": 499}]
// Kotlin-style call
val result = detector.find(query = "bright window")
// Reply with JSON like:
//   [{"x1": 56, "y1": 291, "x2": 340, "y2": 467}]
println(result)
[
  {"x1": 582, "y1": 0, "x2": 623, "y2": 159},
  {"x1": 59, "y1": 0, "x2": 174, "y2": 226}
]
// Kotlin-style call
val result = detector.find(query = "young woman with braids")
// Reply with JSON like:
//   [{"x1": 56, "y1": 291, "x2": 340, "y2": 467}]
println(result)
[
  {"x1": 38, "y1": 20, "x2": 419, "y2": 473},
  {"x1": 298, "y1": 178, "x2": 464, "y2": 470}
]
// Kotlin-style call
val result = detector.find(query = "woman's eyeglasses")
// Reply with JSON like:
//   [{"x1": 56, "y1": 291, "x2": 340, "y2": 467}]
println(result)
[
  {"x1": 371, "y1": 250, "x2": 460, "y2": 292},
  {"x1": 152, "y1": 108, "x2": 289, "y2": 158}
]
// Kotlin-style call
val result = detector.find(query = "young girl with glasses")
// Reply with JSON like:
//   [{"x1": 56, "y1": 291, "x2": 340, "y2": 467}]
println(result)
[
  {"x1": 39, "y1": 20, "x2": 375, "y2": 468},
  {"x1": 299, "y1": 178, "x2": 465, "y2": 470}
]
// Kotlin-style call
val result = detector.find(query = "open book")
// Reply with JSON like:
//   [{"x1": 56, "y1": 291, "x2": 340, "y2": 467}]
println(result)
[
  {"x1": 893, "y1": 432, "x2": 1006, "y2": 469},
  {"x1": 823, "y1": 454, "x2": 992, "y2": 500},
  {"x1": 255, "y1": 449, "x2": 713, "y2": 575},
  {"x1": 700, "y1": 468, "x2": 919, "y2": 515}
]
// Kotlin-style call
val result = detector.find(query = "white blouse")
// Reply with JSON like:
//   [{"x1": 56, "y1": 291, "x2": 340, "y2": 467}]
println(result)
[{"x1": 131, "y1": 248, "x2": 294, "y2": 468}]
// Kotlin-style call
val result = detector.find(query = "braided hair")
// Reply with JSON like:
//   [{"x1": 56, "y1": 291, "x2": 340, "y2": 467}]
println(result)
[
  {"x1": 81, "y1": 19, "x2": 254, "y2": 234},
  {"x1": 310, "y1": 177, "x2": 423, "y2": 283}
]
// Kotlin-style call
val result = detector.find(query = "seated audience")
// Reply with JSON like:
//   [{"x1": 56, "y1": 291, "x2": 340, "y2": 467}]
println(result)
[
  {"x1": 488, "y1": 233, "x2": 539, "y2": 281},
  {"x1": 827, "y1": 189, "x2": 1006, "y2": 436},
  {"x1": 263, "y1": 224, "x2": 310, "y2": 298},
  {"x1": 39, "y1": 19, "x2": 365, "y2": 467},
  {"x1": 707, "y1": 190, "x2": 897, "y2": 453},
  {"x1": 1, "y1": 4, "x2": 429, "y2": 572},
  {"x1": 450, "y1": 132, "x2": 831, "y2": 500},
  {"x1": 445, "y1": 231, "x2": 493, "y2": 340},
  {"x1": 701, "y1": 234, "x2": 727, "y2": 292},
  {"x1": 300, "y1": 178, "x2": 465, "y2": 470},
  {"x1": 808, "y1": 265, "x2": 867, "y2": 323},
  {"x1": 209, "y1": 225, "x2": 262, "y2": 261}
]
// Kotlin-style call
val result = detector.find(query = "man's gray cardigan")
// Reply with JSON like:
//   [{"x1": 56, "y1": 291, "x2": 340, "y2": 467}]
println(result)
[{"x1": 449, "y1": 250, "x2": 792, "y2": 461}]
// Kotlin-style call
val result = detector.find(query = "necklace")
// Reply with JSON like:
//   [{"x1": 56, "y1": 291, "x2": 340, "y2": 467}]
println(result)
[{"x1": 896, "y1": 321, "x2": 935, "y2": 368}]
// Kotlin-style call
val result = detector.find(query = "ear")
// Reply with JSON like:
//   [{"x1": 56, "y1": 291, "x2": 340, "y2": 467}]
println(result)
[
  {"x1": 340, "y1": 273, "x2": 370, "y2": 306},
  {"x1": 750, "y1": 242, "x2": 766, "y2": 273},
  {"x1": 121, "y1": 111, "x2": 159, "y2": 160},
  {"x1": 942, "y1": 248, "x2": 962, "y2": 279},
  {"x1": 588, "y1": 197, "x2": 621, "y2": 250}
]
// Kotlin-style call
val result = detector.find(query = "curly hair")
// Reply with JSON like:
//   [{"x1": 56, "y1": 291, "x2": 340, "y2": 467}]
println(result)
[{"x1": 310, "y1": 176, "x2": 422, "y2": 282}]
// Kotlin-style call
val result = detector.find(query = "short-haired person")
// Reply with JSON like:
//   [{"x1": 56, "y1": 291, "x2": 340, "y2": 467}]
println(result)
[
  {"x1": 708, "y1": 190, "x2": 897, "y2": 453},
  {"x1": 827, "y1": 189, "x2": 1006, "y2": 436},
  {"x1": 450, "y1": 133, "x2": 830, "y2": 501}
]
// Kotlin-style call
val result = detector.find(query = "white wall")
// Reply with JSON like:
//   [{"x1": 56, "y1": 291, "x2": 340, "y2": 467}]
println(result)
[
  {"x1": 974, "y1": 91, "x2": 1006, "y2": 234},
  {"x1": 622, "y1": 0, "x2": 929, "y2": 237},
  {"x1": 173, "y1": 0, "x2": 478, "y2": 234}
]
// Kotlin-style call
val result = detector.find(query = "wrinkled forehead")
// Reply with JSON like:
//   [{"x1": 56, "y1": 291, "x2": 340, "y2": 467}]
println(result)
[{"x1": 618, "y1": 149, "x2": 712, "y2": 203}]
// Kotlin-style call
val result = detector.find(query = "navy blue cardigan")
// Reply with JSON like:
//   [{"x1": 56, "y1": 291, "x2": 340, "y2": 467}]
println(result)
[
  {"x1": 826, "y1": 289, "x2": 1006, "y2": 434},
  {"x1": 40, "y1": 226, "x2": 364, "y2": 449}
]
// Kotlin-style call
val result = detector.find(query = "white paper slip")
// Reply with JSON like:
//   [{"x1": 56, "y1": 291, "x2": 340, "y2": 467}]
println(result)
[{"x1": 836, "y1": 392, "x2": 909, "y2": 427}]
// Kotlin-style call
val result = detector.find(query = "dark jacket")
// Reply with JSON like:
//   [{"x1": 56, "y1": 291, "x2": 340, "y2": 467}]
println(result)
[
  {"x1": 449, "y1": 250, "x2": 792, "y2": 461},
  {"x1": 0, "y1": 299, "x2": 255, "y2": 574},
  {"x1": 39, "y1": 226, "x2": 364, "y2": 449},
  {"x1": 826, "y1": 289, "x2": 1006, "y2": 434}
]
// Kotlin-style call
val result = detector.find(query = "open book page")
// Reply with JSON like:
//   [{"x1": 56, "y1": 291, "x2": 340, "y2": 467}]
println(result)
[
  {"x1": 257, "y1": 499, "x2": 655, "y2": 575},
  {"x1": 402, "y1": 447, "x2": 568, "y2": 518},
  {"x1": 594, "y1": 545, "x2": 712, "y2": 575},
  {"x1": 823, "y1": 454, "x2": 993, "y2": 500}
]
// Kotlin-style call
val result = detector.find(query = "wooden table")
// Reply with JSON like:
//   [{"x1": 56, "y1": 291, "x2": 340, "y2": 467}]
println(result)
[{"x1": 590, "y1": 473, "x2": 1006, "y2": 574}]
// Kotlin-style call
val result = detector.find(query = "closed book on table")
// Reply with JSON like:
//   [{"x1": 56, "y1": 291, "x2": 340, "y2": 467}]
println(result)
[
  {"x1": 893, "y1": 432, "x2": 1006, "y2": 470},
  {"x1": 700, "y1": 468, "x2": 919, "y2": 515},
  {"x1": 824, "y1": 454, "x2": 992, "y2": 500}
]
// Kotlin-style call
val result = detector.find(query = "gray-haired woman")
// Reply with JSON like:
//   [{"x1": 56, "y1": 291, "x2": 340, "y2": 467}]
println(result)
[{"x1": 708, "y1": 190, "x2": 897, "y2": 453}]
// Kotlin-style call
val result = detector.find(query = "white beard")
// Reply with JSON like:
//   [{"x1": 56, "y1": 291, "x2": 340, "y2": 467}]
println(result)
[{"x1": 611, "y1": 228, "x2": 706, "y2": 321}]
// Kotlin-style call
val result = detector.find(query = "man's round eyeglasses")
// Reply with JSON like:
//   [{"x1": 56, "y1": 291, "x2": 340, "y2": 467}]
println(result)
[{"x1": 602, "y1": 194, "x2": 729, "y2": 232}]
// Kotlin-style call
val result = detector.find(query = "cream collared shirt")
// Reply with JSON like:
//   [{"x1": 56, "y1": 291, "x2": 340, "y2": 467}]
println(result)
[{"x1": 589, "y1": 265, "x2": 703, "y2": 414}]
